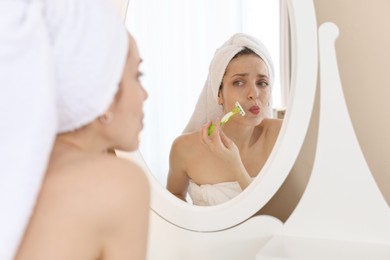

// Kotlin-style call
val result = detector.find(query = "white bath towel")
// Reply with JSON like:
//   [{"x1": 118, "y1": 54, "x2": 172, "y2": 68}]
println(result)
[
  {"x1": 0, "y1": 0, "x2": 128, "y2": 259},
  {"x1": 188, "y1": 178, "x2": 255, "y2": 206},
  {"x1": 183, "y1": 33, "x2": 275, "y2": 133}
]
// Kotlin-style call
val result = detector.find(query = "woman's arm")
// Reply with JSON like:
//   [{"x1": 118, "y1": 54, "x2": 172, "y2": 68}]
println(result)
[{"x1": 166, "y1": 137, "x2": 190, "y2": 201}]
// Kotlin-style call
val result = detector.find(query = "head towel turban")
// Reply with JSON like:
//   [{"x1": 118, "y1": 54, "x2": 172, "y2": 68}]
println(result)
[
  {"x1": 183, "y1": 33, "x2": 274, "y2": 134},
  {"x1": 0, "y1": 0, "x2": 128, "y2": 258}
]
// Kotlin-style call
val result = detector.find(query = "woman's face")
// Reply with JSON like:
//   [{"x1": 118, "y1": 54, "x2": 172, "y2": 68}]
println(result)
[
  {"x1": 219, "y1": 54, "x2": 270, "y2": 126},
  {"x1": 110, "y1": 34, "x2": 148, "y2": 151}
]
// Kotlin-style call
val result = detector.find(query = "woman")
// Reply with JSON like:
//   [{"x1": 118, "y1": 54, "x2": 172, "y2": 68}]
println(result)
[
  {"x1": 167, "y1": 33, "x2": 282, "y2": 206},
  {"x1": 2, "y1": 0, "x2": 149, "y2": 259}
]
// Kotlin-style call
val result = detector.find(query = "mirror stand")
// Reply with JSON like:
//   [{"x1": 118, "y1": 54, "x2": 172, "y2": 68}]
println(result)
[{"x1": 256, "y1": 22, "x2": 390, "y2": 260}]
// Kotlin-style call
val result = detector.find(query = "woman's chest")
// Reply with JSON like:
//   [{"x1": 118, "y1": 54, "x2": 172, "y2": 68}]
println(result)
[{"x1": 186, "y1": 143, "x2": 270, "y2": 184}]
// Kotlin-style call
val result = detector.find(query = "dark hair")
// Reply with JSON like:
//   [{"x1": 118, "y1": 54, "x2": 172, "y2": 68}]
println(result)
[{"x1": 219, "y1": 47, "x2": 261, "y2": 91}]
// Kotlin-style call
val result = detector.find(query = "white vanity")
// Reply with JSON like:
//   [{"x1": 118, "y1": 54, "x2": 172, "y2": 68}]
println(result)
[{"x1": 116, "y1": 0, "x2": 390, "y2": 259}]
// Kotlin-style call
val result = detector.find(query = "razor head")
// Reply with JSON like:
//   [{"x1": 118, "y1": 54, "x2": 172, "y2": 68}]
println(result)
[{"x1": 234, "y1": 101, "x2": 246, "y2": 116}]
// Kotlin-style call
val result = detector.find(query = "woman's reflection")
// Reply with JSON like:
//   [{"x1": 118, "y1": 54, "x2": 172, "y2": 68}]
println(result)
[{"x1": 167, "y1": 33, "x2": 282, "y2": 206}]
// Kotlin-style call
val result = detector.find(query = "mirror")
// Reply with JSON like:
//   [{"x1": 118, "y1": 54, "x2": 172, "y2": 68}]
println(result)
[
  {"x1": 118, "y1": 0, "x2": 318, "y2": 231},
  {"x1": 125, "y1": 0, "x2": 283, "y2": 189}
]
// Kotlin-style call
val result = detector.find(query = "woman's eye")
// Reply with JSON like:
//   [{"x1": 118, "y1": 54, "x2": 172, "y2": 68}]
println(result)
[
  {"x1": 233, "y1": 80, "x2": 244, "y2": 86},
  {"x1": 257, "y1": 81, "x2": 269, "y2": 87},
  {"x1": 137, "y1": 71, "x2": 144, "y2": 81}
]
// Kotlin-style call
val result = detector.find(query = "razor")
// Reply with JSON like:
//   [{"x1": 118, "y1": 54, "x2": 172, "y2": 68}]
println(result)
[{"x1": 208, "y1": 101, "x2": 245, "y2": 135}]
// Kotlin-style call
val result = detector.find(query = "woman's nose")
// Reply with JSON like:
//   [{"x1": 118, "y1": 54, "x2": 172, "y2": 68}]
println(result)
[
  {"x1": 142, "y1": 86, "x2": 148, "y2": 100},
  {"x1": 247, "y1": 84, "x2": 259, "y2": 100}
]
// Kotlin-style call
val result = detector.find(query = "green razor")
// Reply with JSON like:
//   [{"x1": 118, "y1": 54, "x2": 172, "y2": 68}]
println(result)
[{"x1": 208, "y1": 101, "x2": 246, "y2": 135}]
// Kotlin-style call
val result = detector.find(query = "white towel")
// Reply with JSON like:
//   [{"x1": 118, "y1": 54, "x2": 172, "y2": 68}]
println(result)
[
  {"x1": 0, "y1": 0, "x2": 128, "y2": 259},
  {"x1": 183, "y1": 33, "x2": 275, "y2": 133},
  {"x1": 46, "y1": 0, "x2": 128, "y2": 133}
]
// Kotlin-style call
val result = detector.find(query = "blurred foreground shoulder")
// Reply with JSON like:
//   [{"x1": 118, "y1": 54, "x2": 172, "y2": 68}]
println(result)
[
  {"x1": 44, "y1": 153, "x2": 150, "y2": 205},
  {"x1": 71, "y1": 153, "x2": 150, "y2": 189},
  {"x1": 85, "y1": 155, "x2": 151, "y2": 259},
  {"x1": 18, "y1": 154, "x2": 150, "y2": 260},
  {"x1": 91, "y1": 155, "x2": 150, "y2": 208},
  {"x1": 54, "y1": 154, "x2": 150, "y2": 220}
]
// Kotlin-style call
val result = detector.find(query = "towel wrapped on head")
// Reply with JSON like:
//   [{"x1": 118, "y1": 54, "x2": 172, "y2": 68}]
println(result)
[
  {"x1": 0, "y1": 0, "x2": 128, "y2": 258},
  {"x1": 46, "y1": 0, "x2": 129, "y2": 133},
  {"x1": 183, "y1": 33, "x2": 274, "y2": 133}
]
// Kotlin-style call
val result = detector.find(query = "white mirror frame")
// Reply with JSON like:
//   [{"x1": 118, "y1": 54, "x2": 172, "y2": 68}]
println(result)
[{"x1": 121, "y1": 0, "x2": 318, "y2": 232}]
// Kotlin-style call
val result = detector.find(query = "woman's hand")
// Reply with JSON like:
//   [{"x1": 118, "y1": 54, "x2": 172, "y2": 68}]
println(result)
[
  {"x1": 200, "y1": 119, "x2": 252, "y2": 189},
  {"x1": 201, "y1": 118, "x2": 239, "y2": 160}
]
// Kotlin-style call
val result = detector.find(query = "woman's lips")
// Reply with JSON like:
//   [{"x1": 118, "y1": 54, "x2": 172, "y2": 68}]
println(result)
[{"x1": 248, "y1": 105, "x2": 260, "y2": 115}]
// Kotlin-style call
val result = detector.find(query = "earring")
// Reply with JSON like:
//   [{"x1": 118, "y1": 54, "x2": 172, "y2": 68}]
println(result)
[{"x1": 99, "y1": 112, "x2": 114, "y2": 124}]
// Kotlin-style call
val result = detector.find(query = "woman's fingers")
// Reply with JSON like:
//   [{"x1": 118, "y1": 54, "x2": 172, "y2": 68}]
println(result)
[
  {"x1": 201, "y1": 118, "x2": 224, "y2": 148},
  {"x1": 220, "y1": 130, "x2": 233, "y2": 149},
  {"x1": 200, "y1": 120, "x2": 212, "y2": 145}
]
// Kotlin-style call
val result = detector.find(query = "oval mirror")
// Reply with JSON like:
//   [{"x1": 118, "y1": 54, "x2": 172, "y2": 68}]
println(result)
[
  {"x1": 118, "y1": 0, "x2": 318, "y2": 231},
  {"x1": 126, "y1": 0, "x2": 283, "y2": 187}
]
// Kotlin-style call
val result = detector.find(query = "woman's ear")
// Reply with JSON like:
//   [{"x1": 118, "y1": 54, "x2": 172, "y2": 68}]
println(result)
[
  {"x1": 98, "y1": 112, "x2": 114, "y2": 124},
  {"x1": 218, "y1": 88, "x2": 223, "y2": 105}
]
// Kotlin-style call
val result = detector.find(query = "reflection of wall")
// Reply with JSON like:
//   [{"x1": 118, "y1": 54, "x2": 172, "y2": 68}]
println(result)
[
  {"x1": 257, "y1": 89, "x2": 318, "y2": 222},
  {"x1": 259, "y1": 0, "x2": 390, "y2": 222}
]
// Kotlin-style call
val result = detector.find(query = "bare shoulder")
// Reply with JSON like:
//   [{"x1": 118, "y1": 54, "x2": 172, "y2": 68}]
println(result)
[
  {"x1": 261, "y1": 118, "x2": 283, "y2": 135},
  {"x1": 171, "y1": 131, "x2": 198, "y2": 147},
  {"x1": 168, "y1": 132, "x2": 200, "y2": 179},
  {"x1": 19, "y1": 154, "x2": 150, "y2": 259},
  {"x1": 263, "y1": 118, "x2": 283, "y2": 129},
  {"x1": 42, "y1": 154, "x2": 150, "y2": 225},
  {"x1": 256, "y1": 119, "x2": 283, "y2": 148},
  {"x1": 170, "y1": 132, "x2": 199, "y2": 157},
  {"x1": 45, "y1": 154, "x2": 149, "y2": 195}
]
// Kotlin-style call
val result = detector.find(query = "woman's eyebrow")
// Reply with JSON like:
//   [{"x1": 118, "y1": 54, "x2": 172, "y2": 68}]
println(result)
[
  {"x1": 230, "y1": 73, "x2": 269, "y2": 78},
  {"x1": 258, "y1": 74, "x2": 269, "y2": 78},
  {"x1": 231, "y1": 73, "x2": 248, "y2": 78}
]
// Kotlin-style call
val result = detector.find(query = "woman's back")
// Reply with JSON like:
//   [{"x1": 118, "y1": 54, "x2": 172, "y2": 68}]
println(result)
[{"x1": 16, "y1": 145, "x2": 150, "y2": 260}]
